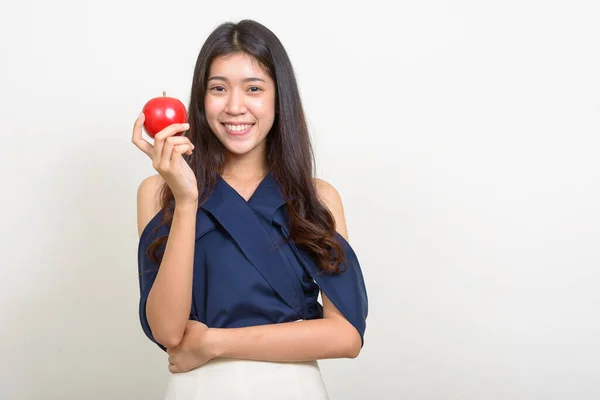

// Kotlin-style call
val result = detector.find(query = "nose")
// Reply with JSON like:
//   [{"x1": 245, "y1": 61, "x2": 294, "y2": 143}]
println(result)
[{"x1": 224, "y1": 89, "x2": 247, "y2": 115}]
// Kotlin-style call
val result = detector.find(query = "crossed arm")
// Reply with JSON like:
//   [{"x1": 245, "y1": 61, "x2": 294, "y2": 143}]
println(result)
[{"x1": 139, "y1": 176, "x2": 362, "y2": 373}]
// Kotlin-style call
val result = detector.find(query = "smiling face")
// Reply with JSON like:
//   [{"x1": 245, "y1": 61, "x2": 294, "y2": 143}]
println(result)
[{"x1": 204, "y1": 52, "x2": 277, "y2": 159}]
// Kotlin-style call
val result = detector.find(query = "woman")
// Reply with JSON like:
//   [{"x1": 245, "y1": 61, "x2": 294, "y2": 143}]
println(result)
[{"x1": 132, "y1": 19, "x2": 368, "y2": 399}]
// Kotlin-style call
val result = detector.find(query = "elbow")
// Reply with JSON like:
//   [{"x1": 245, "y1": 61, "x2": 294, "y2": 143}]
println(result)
[
  {"x1": 340, "y1": 323, "x2": 363, "y2": 359},
  {"x1": 331, "y1": 317, "x2": 363, "y2": 359},
  {"x1": 154, "y1": 330, "x2": 184, "y2": 349},
  {"x1": 145, "y1": 299, "x2": 186, "y2": 348},
  {"x1": 346, "y1": 335, "x2": 362, "y2": 359},
  {"x1": 147, "y1": 314, "x2": 185, "y2": 348}
]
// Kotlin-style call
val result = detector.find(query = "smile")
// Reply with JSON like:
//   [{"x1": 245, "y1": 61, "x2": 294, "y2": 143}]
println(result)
[{"x1": 223, "y1": 123, "x2": 254, "y2": 135}]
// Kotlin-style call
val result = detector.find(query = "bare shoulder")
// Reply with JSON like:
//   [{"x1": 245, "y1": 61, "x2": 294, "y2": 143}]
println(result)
[
  {"x1": 137, "y1": 174, "x2": 165, "y2": 237},
  {"x1": 313, "y1": 178, "x2": 349, "y2": 241}
]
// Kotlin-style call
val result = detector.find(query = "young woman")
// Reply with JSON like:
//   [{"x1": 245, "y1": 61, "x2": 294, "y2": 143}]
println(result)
[{"x1": 132, "y1": 19, "x2": 368, "y2": 399}]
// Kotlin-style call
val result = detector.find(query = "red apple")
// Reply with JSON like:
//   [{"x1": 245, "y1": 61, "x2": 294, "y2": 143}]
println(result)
[{"x1": 142, "y1": 91, "x2": 188, "y2": 138}]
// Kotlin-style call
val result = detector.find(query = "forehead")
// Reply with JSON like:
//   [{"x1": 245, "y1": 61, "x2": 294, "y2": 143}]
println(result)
[{"x1": 208, "y1": 53, "x2": 271, "y2": 81}]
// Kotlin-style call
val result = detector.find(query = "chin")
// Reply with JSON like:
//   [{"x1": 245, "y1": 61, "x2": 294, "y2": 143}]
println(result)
[
  {"x1": 222, "y1": 142, "x2": 259, "y2": 156},
  {"x1": 218, "y1": 134, "x2": 268, "y2": 157}
]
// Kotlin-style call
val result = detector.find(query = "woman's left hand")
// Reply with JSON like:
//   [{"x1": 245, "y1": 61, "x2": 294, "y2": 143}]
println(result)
[{"x1": 166, "y1": 320, "x2": 217, "y2": 373}]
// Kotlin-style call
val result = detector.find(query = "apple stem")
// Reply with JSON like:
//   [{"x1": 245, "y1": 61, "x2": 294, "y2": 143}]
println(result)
[{"x1": 162, "y1": 91, "x2": 166, "y2": 97}]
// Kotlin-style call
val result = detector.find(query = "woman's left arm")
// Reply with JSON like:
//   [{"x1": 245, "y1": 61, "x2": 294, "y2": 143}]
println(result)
[{"x1": 209, "y1": 293, "x2": 362, "y2": 362}]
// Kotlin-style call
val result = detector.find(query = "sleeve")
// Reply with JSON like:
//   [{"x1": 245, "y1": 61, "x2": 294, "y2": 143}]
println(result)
[
  {"x1": 294, "y1": 232, "x2": 369, "y2": 347},
  {"x1": 137, "y1": 212, "x2": 169, "y2": 352}
]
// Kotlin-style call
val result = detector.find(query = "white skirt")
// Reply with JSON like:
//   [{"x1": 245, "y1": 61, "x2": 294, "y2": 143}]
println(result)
[{"x1": 163, "y1": 358, "x2": 330, "y2": 400}]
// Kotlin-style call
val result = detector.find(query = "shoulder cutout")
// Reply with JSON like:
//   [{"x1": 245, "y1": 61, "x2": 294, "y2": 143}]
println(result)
[
  {"x1": 137, "y1": 174, "x2": 165, "y2": 237},
  {"x1": 313, "y1": 178, "x2": 349, "y2": 241}
]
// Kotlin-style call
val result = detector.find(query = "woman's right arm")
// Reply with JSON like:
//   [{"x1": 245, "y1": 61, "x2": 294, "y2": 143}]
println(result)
[
  {"x1": 137, "y1": 175, "x2": 198, "y2": 348},
  {"x1": 133, "y1": 112, "x2": 199, "y2": 348}
]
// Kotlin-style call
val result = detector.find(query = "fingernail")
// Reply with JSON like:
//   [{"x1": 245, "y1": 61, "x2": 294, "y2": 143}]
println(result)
[{"x1": 183, "y1": 123, "x2": 190, "y2": 129}]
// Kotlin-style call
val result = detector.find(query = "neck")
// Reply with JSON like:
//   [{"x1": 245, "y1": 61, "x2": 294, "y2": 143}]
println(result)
[{"x1": 221, "y1": 149, "x2": 269, "y2": 182}]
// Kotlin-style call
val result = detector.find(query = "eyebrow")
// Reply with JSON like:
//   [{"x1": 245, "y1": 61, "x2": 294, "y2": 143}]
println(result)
[{"x1": 207, "y1": 76, "x2": 266, "y2": 83}]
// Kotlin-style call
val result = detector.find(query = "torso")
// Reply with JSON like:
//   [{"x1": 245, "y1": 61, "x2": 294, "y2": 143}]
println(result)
[{"x1": 137, "y1": 171, "x2": 367, "y2": 400}]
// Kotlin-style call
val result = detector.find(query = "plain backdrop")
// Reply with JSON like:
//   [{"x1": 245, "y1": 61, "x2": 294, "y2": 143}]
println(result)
[{"x1": 1, "y1": 1, "x2": 599, "y2": 399}]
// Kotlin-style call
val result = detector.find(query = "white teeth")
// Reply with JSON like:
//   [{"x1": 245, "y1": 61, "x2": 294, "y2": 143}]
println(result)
[{"x1": 224, "y1": 124, "x2": 252, "y2": 132}]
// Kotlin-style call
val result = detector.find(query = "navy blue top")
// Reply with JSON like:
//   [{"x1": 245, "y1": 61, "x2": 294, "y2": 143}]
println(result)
[{"x1": 137, "y1": 172, "x2": 368, "y2": 352}]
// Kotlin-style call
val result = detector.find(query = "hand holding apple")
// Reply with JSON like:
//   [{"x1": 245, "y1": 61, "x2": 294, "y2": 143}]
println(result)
[
  {"x1": 132, "y1": 100, "x2": 198, "y2": 204},
  {"x1": 142, "y1": 91, "x2": 188, "y2": 138}
]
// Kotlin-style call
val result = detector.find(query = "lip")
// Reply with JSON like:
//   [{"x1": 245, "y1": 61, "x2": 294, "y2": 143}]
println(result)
[{"x1": 221, "y1": 122, "x2": 254, "y2": 136}]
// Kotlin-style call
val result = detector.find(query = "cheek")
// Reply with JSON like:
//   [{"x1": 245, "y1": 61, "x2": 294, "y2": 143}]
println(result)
[
  {"x1": 204, "y1": 97, "x2": 224, "y2": 118},
  {"x1": 250, "y1": 97, "x2": 276, "y2": 119}
]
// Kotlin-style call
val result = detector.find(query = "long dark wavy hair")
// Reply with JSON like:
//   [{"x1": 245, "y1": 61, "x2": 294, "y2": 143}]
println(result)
[{"x1": 146, "y1": 19, "x2": 346, "y2": 274}]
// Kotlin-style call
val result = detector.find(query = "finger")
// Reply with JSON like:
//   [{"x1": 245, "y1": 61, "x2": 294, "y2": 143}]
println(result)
[
  {"x1": 159, "y1": 137, "x2": 179, "y2": 171},
  {"x1": 178, "y1": 140, "x2": 194, "y2": 156},
  {"x1": 154, "y1": 123, "x2": 190, "y2": 143},
  {"x1": 164, "y1": 139, "x2": 193, "y2": 166},
  {"x1": 163, "y1": 143, "x2": 183, "y2": 169},
  {"x1": 168, "y1": 363, "x2": 178, "y2": 374},
  {"x1": 153, "y1": 123, "x2": 189, "y2": 167},
  {"x1": 158, "y1": 136, "x2": 194, "y2": 148},
  {"x1": 173, "y1": 143, "x2": 194, "y2": 157},
  {"x1": 131, "y1": 113, "x2": 154, "y2": 157},
  {"x1": 160, "y1": 137, "x2": 193, "y2": 171}
]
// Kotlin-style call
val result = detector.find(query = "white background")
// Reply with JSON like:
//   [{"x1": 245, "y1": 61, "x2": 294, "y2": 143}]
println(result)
[{"x1": 1, "y1": 1, "x2": 599, "y2": 399}]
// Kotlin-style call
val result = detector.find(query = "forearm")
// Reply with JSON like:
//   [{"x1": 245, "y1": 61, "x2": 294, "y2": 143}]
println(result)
[
  {"x1": 146, "y1": 201, "x2": 197, "y2": 347},
  {"x1": 209, "y1": 318, "x2": 361, "y2": 362}
]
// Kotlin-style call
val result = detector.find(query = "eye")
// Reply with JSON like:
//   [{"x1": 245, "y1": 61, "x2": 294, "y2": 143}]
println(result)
[
  {"x1": 247, "y1": 86, "x2": 262, "y2": 92},
  {"x1": 210, "y1": 85, "x2": 226, "y2": 92}
]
